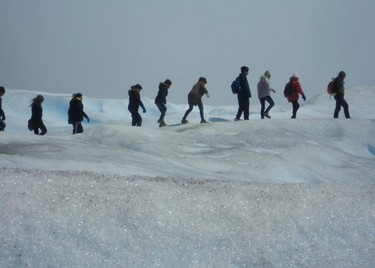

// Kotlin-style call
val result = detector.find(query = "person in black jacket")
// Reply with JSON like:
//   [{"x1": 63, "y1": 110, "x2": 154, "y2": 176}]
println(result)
[
  {"x1": 333, "y1": 71, "x2": 351, "y2": 119},
  {"x1": 234, "y1": 66, "x2": 252, "y2": 121},
  {"x1": 30, "y1": 95, "x2": 47, "y2": 135},
  {"x1": 0, "y1": 87, "x2": 6, "y2": 131},
  {"x1": 68, "y1": 93, "x2": 89, "y2": 134},
  {"x1": 154, "y1": 79, "x2": 172, "y2": 127},
  {"x1": 128, "y1": 84, "x2": 146, "y2": 126}
]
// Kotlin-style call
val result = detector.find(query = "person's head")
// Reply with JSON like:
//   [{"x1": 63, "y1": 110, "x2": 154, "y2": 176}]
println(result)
[
  {"x1": 36, "y1": 95, "x2": 44, "y2": 103},
  {"x1": 291, "y1": 73, "x2": 299, "y2": 80},
  {"x1": 241, "y1": 66, "x2": 249, "y2": 75},
  {"x1": 164, "y1": 79, "x2": 172, "y2": 88},
  {"x1": 264, "y1": 70, "x2": 271, "y2": 79},
  {"x1": 198, "y1": 77, "x2": 207, "y2": 84},
  {"x1": 132, "y1": 84, "x2": 143, "y2": 91},
  {"x1": 75, "y1": 93, "x2": 83, "y2": 100},
  {"x1": 338, "y1": 71, "x2": 346, "y2": 79},
  {"x1": 0, "y1": 86, "x2": 5, "y2": 97}
]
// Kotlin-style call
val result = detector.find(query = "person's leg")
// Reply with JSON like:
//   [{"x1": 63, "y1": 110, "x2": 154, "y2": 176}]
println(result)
[
  {"x1": 39, "y1": 121, "x2": 47, "y2": 135},
  {"x1": 33, "y1": 121, "x2": 39, "y2": 135},
  {"x1": 260, "y1": 98, "x2": 265, "y2": 119},
  {"x1": 292, "y1": 101, "x2": 299, "y2": 118},
  {"x1": 182, "y1": 103, "x2": 193, "y2": 123},
  {"x1": 334, "y1": 95, "x2": 341, "y2": 118},
  {"x1": 243, "y1": 97, "x2": 250, "y2": 120},
  {"x1": 341, "y1": 98, "x2": 350, "y2": 118},
  {"x1": 264, "y1": 96, "x2": 274, "y2": 114},
  {"x1": 235, "y1": 96, "x2": 244, "y2": 120},
  {"x1": 0, "y1": 120, "x2": 5, "y2": 131},
  {"x1": 197, "y1": 100, "x2": 206, "y2": 123}
]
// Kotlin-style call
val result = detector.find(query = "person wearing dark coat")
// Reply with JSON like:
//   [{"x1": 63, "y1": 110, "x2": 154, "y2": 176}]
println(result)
[
  {"x1": 0, "y1": 87, "x2": 6, "y2": 131},
  {"x1": 181, "y1": 77, "x2": 209, "y2": 124},
  {"x1": 235, "y1": 66, "x2": 252, "y2": 121},
  {"x1": 68, "y1": 93, "x2": 89, "y2": 134},
  {"x1": 30, "y1": 95, "x2": 47, "y2": 135},
  {"x1": 154, "y1": 79, "x2": 172, "y2": 127},
  {"x1": 333, "y1": 71, "x2": 351, "y2": 119},
  {"x1": 128, "y1": 84, "x2": 146, "y2": 127}
]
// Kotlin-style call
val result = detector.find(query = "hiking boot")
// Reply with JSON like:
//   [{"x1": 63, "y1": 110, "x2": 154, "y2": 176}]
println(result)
[
  {"x1": 234, "y1": 118, "x2": 240, "y2": 121},
  {"x1": 181, "y1": 119, "x2": 188, "y2": 124},
  {"x1": 263, "y1": 113, "x2": 271, "y2": 119},
  {"x1": 157, "y1": 119, "x2": 163, "y2": 124},
  {"x1": 159, "y1": 122, "x2": 167, "y2": 127},
  {"x1": 200, "y1": 119, "x2": 207, "y2": 124}
]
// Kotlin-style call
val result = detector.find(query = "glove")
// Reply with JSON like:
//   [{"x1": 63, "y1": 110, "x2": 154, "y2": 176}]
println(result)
[
  {"x1": 302, "y1": 94, "x2": 306, "y2": 101},
  {"x1": 206, "y1": 94, "x2": 210, "y2": 98},
  {"x1": 143, "y1": 108, "x2": 146, "y2": 113},
  {"x1": 86, "y1": 116, "x2": 90, "y2": 123},
  {"x1": 68, "y1": 120, "x2": 72, "y2": 125}
]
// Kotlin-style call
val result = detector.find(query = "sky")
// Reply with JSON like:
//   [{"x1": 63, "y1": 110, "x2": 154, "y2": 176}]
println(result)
[
  {"x1": 1, "y1": 0, "x2": 375, "y2": 106},
  {"x1": 1, "y1": 86, "x2": 374, "y2": 266}
]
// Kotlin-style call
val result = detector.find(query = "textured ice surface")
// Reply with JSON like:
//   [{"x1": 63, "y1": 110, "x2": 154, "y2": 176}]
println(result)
[{"x1": 1, "y1": 169, "x2": 374, "y2": 267}]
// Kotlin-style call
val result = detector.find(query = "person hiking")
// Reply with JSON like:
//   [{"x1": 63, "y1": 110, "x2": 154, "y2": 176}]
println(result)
[
  {"x1": 181, "y1": 77, "x2": 209, "y2": 124},
  {"x1": 154, "y1": 79, "x2": 172, "y2": 127},
  {"x1": 333, "y1": 71, "x2": 351, "y2": 119},
  {"x1": 128, "y1": 84, "x2": 146, "y2": 127},
  {"x1": 286, "y1": 73, "x2": 306, "y2": 119},
  {"x1": 257, "y1": 70, "x2": 276, "y2": 119},
  {"x1": 234, "y1": 66, "x2": 252, "y2": 121},
  {"x1": 29, "y1": 95, "x2": 47, "y2": 135},
  {"x1": 0, "y1": 87, "x2": 6, "y2": 131},
  {"x1": 68, "y1": 93, "x2": 89, "y2": 134}
]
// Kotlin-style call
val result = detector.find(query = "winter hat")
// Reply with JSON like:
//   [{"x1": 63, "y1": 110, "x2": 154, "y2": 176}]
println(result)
[
  {"x1": 292, "y1": 73, "x2": 299, "y2": 79},
  {"x1": 198, "y1": 77, "x2": 207, "y2": 83},
  {"x1": 0, "y1": 86, "x2": 5, "y2": 95},
  {"x1": 134, "y1": 84, "x2": 142, "y2": 90},
  {"x1": 264, "y1": 70, "x2": 271, "y2": 77},
  {"x1": 339, "y1": 71, "x2": 346, "y2": 78},
  {"x1": 164, "y1": 79, "x2": 172, "y2": 85},
  {"x1": 75, "y1": 93, "x2": 83, "y2": 98}
]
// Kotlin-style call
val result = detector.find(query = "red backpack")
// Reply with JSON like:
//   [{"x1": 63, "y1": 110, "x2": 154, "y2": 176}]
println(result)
[{"x1": 327, "y1": 78, "x2": 335, "y2": 95}]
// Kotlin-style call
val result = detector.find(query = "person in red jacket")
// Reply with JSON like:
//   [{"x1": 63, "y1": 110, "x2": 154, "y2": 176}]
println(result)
[{"x1": 286, "y1": 73, "x2": 306, "y2": 118}]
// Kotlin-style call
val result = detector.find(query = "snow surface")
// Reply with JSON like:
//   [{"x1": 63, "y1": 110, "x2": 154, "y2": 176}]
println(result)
[{"x1": 1, "y1": 87, "x2": 374, "y2": 267}]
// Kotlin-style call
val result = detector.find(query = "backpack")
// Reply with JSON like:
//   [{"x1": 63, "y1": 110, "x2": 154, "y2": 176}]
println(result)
[
  {"x1": 283, "y1": 81, "x2": 294, "y2": 97},
  {"x1": 231, "y1": 76, "x2": 241, "y2": 94},
  {"x1": 327, "y1": 78, "x2": 335, "y2": 95}
]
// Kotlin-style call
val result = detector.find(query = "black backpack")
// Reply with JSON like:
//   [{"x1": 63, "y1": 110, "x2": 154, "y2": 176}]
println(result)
[{"x1": 284, "y1": 82, "x2": 294, "y2": 97}]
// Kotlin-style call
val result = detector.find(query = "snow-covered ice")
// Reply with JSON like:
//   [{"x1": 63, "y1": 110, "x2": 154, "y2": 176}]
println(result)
[{"x1": 1, "y1": 87, "x2": 374, "y2": 267}]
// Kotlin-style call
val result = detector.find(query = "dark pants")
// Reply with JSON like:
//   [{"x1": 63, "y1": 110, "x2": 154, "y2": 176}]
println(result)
[
  {"x1": 291, "y1": 101, "x2": 300, "y2": 118},
  {"x1": 0, "y1": 120, "x2": 5, "y2": 131},
  {"x1": 72, "y1": 121, "x2": 84, "y2": 134},
  {"x1": 130, "y1": 111, "x2": 142, "y2": 126},
  {"x1": 183, "y1": 99, "x2": 204, "y2": 121},
  {"x1": 155, "y1": 102, "x2": 167, "y2": 122},
  {"x1": 236, "y1": 96, "x2": 250, "y2": 120},
  {"x1": 334, "y1": 95, "x2": 350, "y2": 118},
  {"x1": 34, "y1": 120, "x2": 47, "y2": 135},
  {"x1": 260, "y1": 96, "x2": 274, "y2": 119}
]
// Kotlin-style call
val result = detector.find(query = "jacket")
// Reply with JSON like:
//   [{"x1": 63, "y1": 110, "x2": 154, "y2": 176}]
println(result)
[
  {"x1": 31, "y1": 102, "x2": 43, "y2": 122},
  {"x1": 68, "y1": 98, "x2": 88, "y2": 123},
  {"x1": 155, "y1": 82, "x2": 169, "y2": 104},
  {"x1": 257, "y1": 75, "x2": 272, "y2": 99},
  {"x1": 128, "y1": 89, "x2": 145, "y2": 112},
  {"x1": 188, "y1": 81, "x2": 208, "y2": 105},
  {"x1": 333, "y1": 76, "x2": 345, "y2": 96},
  {"x1": 287, "y1": 78, "x2": 304, "y2": 102},
  {"x1": 238, "y1": 73, "x2": 251, "y2": 98}
]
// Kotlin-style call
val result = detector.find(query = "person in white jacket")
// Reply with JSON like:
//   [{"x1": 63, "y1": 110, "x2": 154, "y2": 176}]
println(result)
[{"x1": 257, "y1": 70, "x2": 276, "y2": 119}]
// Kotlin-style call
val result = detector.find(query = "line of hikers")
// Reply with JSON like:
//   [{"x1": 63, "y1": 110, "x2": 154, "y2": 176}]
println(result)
[{"x1": 0, "y1": 68, "x2": 349, "y2": 133}]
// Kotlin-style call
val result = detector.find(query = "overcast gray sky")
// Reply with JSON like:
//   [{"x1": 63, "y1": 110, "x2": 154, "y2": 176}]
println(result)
[{"x1": 1, "y1": 0, "x2": 374, "y2": 105}]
